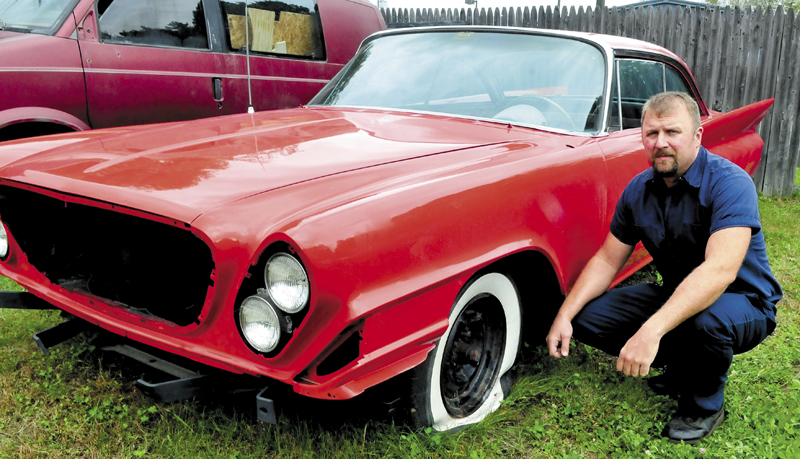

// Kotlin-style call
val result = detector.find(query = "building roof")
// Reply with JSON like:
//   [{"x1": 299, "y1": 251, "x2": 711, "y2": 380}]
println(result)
[{"x1": 616, "y1": 0, "x2": 715, "y2": 11}]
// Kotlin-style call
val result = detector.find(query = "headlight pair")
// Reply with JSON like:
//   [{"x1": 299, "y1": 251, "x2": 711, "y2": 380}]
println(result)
[{"x1": 239, "y1": 253, "x2": 309, "y2": 353}]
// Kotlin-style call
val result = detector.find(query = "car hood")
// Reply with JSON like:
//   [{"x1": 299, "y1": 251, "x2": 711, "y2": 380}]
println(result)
[{"x1": 0, "y1": 107, "x2": 547, "y2": 223}]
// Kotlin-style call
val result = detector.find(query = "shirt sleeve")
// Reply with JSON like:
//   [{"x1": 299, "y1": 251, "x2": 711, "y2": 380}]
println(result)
[
  {"x1": 609, "y1": 183, "x2": 641, "y2": 246},
  {"x1": 708, "y1": 168, "x2": 762, "y2": 235}
]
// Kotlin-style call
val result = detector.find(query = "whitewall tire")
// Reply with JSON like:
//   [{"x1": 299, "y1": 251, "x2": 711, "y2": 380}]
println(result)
[{"x1": 410, "y1": 272, "x2": 522, "y2": 431}]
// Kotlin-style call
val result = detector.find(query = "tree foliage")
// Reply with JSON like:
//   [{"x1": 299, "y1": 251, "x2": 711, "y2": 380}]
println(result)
[{"x1": 708, "y1": 0, "x2": 800, "y2": 12}]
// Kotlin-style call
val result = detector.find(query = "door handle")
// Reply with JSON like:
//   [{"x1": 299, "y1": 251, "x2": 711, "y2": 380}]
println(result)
[{"x1": 212, "y1": 77, "x2": 223, "y2": 102}]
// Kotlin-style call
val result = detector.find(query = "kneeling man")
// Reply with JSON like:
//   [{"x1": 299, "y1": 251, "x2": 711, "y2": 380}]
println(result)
[{"x1": 546, "y1": 92, "x2": 782, "y2": 444}]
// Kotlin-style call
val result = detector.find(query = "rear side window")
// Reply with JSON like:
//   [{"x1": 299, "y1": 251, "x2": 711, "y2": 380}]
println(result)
[
  {"x1": 618, "y1": 60, "x2": 663, "y2": 103},
  {"x1": 97, "y1": 0, "x2": 209, "y2": 49},
  {"x1": 665, "y1": 67, "x2": 691, "y2": 93},
  {"x1": 608, "y1": 59, "x2": 694, "y2": 130},
  {"x1": 220, "y1": 0, "x2": 325, "y2": 60}
]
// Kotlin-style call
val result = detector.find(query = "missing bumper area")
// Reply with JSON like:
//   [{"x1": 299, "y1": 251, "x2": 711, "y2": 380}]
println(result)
[{"x1": 0, "y1": 185, "x2": 215, "y2": 326}]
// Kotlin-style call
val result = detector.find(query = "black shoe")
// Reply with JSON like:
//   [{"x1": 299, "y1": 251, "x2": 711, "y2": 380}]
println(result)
[
  {"x1": 662, "y1": 408, "x2": 725, "y2": 444},
  {"x1": 647, "y1": 373, "x2": 680, "y2": 398}
]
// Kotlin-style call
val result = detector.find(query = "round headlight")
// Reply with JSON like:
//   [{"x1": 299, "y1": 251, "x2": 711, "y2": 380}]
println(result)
[
  {"x1": 239, "y1": 295, "x2": 281, "y2": 352},
  {"x1": 0, "y1": 223, "x2": 8, "y2": 259},
  {"x1": 265, "y1": 253, "x2": 309, "y2": 313}
]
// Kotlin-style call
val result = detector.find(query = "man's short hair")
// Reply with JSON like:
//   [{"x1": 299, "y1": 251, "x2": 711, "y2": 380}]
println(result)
[{"x1": 641, "y1": 92, "x2": 701, "y2": 130}]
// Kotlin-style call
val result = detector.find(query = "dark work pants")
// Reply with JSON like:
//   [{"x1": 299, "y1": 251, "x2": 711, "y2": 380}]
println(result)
[{"x1": 572, "y1": 283, "x2": 776, "y2": 415}]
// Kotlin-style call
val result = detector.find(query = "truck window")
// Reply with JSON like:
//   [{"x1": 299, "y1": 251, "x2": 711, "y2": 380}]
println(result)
[
  {"x1": 220, "y1": 0, "x2": 325, "y2": 60},
  {"x1": 96, "y1": 0, "x2": 210, "y2": 49}
]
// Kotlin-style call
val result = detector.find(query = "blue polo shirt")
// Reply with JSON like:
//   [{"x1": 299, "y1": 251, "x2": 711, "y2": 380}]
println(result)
[{"x1": 610, "y1": 146, "x2": 782, "y2": 307}]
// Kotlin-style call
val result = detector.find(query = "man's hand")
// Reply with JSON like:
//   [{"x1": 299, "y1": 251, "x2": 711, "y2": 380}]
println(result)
[
  {"x1": 616, "y1": 328, "x2": 661, "y2": 377},
  {"x1": 545, "y1": 233, "x2": 633, "y2": 360},
  {"x1": 613, "y1": 227, "x2": 752, "y2": 377},
  {"x1": 546, "y1": 314, "x2": 574, "y2": 358}
]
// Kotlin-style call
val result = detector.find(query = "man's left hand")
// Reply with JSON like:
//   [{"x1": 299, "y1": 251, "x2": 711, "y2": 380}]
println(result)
[{"x1": 617, "y1": 329, "x2": 661, "y2": 377}]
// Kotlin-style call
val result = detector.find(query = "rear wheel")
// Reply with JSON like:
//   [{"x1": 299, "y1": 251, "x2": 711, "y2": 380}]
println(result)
[{"x1": 410, "y1": 272, "x2": 521, "y2": 431}]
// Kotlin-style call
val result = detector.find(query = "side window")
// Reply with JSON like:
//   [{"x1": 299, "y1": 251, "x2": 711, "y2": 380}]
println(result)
[
  {"x1": 97, "y1": 0, "x2": 209, "y2": 49},
  {"x1": 609, "y1": 59, "x2": 696, "y2": 130},
  {"x1": 220, "y1": 1, "x2": 325, "y2": 60},
  {"x1": 665, "y1": 66, "x2": 691, "y2": 93},
  {"x1": 619, "y1": 60, "x2": 663, "y2": 103}
]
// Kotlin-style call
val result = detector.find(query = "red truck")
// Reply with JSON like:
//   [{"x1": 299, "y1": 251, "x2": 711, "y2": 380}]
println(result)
[{"x1": 0, "y1": 0, "x2": 385, "y2": 141}]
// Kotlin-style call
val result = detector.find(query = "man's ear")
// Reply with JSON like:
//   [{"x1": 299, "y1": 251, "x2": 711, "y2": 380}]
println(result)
[{"x1": 695, "y1": 126, "x2": 704, "y2": 145}]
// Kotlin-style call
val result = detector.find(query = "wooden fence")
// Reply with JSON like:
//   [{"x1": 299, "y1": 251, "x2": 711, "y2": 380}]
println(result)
[{"x1": 381, "y1": 5, "x2": 800, "y2": 196}]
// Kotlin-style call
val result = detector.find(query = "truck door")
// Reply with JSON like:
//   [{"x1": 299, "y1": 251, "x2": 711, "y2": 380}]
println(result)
[{"x1": 77, "y1": 0, "x2": 228, "y2": 129}]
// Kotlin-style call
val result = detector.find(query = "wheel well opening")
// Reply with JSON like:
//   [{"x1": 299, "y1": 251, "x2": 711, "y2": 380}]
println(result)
[
  {"x1": 0, "y1": 122, "x2": 77, "y2": 142},
  {"x1": 479, "y1": 251, "x2": 564, "y2": 346}
]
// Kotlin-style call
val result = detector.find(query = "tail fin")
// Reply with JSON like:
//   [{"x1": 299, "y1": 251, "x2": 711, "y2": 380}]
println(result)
[
  {"x1": 701, "y1": 99, "x2": 774, "y2": 177},
  {"x1": 702, "y1": 98, "x2": 774, "y2": 143}
]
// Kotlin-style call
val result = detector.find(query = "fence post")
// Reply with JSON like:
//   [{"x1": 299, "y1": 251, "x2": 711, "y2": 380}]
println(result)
[{"x1": 764, "y1": 8, "x2": 800, "y2": 195}]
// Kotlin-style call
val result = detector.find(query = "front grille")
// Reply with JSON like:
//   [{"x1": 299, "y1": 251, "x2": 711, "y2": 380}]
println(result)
[{"x1": 0, "y1": 185, "x2": 215, "y2": 326}]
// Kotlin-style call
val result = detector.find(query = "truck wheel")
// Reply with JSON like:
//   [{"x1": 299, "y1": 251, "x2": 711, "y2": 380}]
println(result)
[{"x1": 410, "y1": 272, "x2": 521, "y2": 431}]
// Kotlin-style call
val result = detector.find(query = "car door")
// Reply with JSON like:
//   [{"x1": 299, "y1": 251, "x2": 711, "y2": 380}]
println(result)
[{"x1": 77, "y1": 0, "x2": 229, "y2": 129}]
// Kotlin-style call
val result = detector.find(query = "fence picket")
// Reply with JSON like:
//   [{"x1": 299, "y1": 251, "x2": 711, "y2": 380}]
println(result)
[
  {"x1": 766, "y1": 9, "x2": 798, "y2": 194},
  {"x1": 790, "y1": 10, "x2": 800, "y2": 170}
]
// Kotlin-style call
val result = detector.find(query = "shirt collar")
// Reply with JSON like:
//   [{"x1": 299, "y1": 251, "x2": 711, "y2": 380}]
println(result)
[
  {"x1": 644, "y1": 146, "x2": 707, "y2": 191},
  {"x1": 682, "y1": 146, "x2": 707, "y2": 189}
]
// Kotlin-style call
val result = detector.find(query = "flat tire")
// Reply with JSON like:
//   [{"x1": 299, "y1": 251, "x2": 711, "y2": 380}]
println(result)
[{"x1": 410, "y1": 272, "x2": 521, "y2": 431}]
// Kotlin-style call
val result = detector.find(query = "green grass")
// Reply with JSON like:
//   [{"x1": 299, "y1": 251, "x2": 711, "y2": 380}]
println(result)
[{"x1": 1, "y1": 194, "x2": 798, "y2": 458}]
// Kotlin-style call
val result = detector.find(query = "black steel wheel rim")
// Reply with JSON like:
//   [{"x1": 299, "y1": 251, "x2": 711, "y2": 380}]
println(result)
[{"x1": 440, "y1": 292, "x2": 506, "y2": 418}]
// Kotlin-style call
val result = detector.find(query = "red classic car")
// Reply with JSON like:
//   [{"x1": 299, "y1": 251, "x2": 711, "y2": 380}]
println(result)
[
  {"x1": 0, "y1": 27, "x2": 772, "y2": 431},
  {"x1": 0, "y1": 0, "x2": 384, "y2": 141}
]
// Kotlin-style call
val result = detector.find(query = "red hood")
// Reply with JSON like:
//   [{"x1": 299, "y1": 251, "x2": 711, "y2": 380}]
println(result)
[{"x1": 0, "y1": 107, "x2": 543, "y2": 223}]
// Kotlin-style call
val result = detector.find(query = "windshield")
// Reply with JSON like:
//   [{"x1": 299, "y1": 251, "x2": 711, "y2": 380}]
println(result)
[
  {"x1": 311, "y1": 31, "x2": 607, "y2": 133},
  {"x1": 0, "y1": 0, "x2": 79, "y2": 34}
]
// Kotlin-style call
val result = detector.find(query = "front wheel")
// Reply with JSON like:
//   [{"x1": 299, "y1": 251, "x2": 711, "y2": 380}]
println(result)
[{"x1": 410, "y1": 272, "x2": 522, "y2": 431}]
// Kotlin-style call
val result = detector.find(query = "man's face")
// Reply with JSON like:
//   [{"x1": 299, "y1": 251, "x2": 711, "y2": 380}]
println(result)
[{"x1": 641, "y1": 104, "x2": 703, "y2": 184}]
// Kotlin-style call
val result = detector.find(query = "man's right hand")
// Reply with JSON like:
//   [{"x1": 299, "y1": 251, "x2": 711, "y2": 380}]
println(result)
[
  {"x1": 546, "y1": 314, "x2": 573, "y2": 358},
  {"x1": 544, "y1": 234, "x2": 634, "y2": 360}
]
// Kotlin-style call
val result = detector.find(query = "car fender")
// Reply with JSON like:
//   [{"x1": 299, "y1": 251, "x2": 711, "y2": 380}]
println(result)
[{"x1": 191, "y1": 136, "x2": 608, "y2": 394}]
